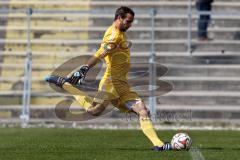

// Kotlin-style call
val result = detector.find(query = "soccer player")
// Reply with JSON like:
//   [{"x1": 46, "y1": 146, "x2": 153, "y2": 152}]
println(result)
[{"x1": 46, "y1": 6, "x2": 172, "y2": 151}]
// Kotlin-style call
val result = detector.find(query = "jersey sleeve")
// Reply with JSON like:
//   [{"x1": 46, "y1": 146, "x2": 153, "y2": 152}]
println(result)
[{"x1": 94, "y1": 28, "x2": 121, "y2": 59}]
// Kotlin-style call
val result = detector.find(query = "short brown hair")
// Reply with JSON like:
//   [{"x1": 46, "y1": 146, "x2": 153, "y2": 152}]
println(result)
[{"x1": 114, "y1": 6, "x2": 135, "y2": 21}]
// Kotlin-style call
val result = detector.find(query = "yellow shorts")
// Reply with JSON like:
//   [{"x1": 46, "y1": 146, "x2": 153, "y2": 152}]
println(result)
[{"x1": 93, "y1": 78, "x2": 142, "y2": 112}]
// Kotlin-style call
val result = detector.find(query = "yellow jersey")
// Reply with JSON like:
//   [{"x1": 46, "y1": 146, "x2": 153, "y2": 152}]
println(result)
[{"x1": 94, "y1": 24, "x2": 130, "y2": 81}]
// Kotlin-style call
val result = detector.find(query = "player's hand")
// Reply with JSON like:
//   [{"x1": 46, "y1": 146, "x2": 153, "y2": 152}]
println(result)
[{"x1": 68, "y1": 65, "x2": 89, "y2": 85}]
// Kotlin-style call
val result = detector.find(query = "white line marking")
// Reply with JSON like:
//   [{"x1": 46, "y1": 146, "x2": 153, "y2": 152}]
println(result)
[{"x1": 190, "y1": 147, "x2": 205, "y2": 160}]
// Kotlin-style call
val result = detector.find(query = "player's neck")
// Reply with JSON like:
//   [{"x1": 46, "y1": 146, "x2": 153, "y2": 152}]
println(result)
[{"x1": 113, "y1": 21, "x2": 121, "y2": 31}]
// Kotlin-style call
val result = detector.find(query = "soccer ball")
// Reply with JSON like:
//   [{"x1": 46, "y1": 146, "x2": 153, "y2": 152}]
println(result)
[{"x1": 171, "y1": 133, "x2": 192, "y2": 150}]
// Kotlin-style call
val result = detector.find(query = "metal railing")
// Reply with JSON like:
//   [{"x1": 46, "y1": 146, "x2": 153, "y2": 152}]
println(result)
[{"x1": 19, "y1": 8, "x2": 33, "y2": 126}]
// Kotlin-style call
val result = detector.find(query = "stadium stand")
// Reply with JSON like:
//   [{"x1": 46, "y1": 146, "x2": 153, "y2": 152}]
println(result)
[{"x1": 0, "y1": 0, "x2": 240, "y2": 122}]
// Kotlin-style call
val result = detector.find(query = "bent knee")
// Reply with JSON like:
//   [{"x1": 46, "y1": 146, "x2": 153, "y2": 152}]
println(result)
[
  {"x1": 138, "y1": 108, "x2": 150, "y2": 118},
  {"x1": 132, "y1": 102, "x2": 150, "y2": 118},
  {"x1": 87, "y1": 105, "x2": 105, "y2": 116}
]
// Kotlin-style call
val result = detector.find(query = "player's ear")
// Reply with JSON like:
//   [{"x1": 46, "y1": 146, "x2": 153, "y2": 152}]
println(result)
[
  {"x1": 118, "y1": 16, "x2": 123, "y2": 22},
  {"x1": 118, "y1": 15, "x2": 121, "y2": 19},
  {"x1": 121, "y1": 17, "x2": 124, "y2": 22}
]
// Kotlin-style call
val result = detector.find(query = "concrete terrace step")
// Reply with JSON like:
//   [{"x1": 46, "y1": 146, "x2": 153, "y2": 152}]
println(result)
[
  {"x1": 1, "y1": 26, "x2": 239, "y2": 32},
  {"x1": 2, "y1": 13, "x2": 240, "y2": 20},
  {"x1": 1, "y1": 39, "x2": 240, "y2": 52},
  {"x1": 0, "y1": 88, "x2": 240, "y2": 97},
  {"x1": 2, "y1": 62, "x2": 240, "y2": 76},
  {"x1": 0, "y1": 104, "x2": 239, "y2": 120},
  {"x1": 1, "y1": 51, "x2": 240, "y2": 57},
  {"x1": 156, "y1": 55, "x2": 240, "y2": 64},
  {"x1": 161, "y1": 76, "x2": 240, "y2": 82},
  {"x1": 0, "y1": 104, "x2": 239, "y2": 111},
  {"x1": 163, "y1": 90, "x2": 240, "y2": 97},
  {"x1": 9, "y1": 88, "x2": 237, "y2": 97},
  {"x1": 0, "y1": 52, "x2": 239, "y2": 65},
  {"x1": 2, "y1": 14, "x2": 240, "y2": 27},
  {"x1": 159, "y1": 97, "x2": 240, "y2": 106},
  {"x1": 2, "y1": 62, "x2": 240, "y2": 77},
  {"x1": 165, "y1": 64, "x2": 240, "y2": 76},
  {"x1": 1, "y1": 79, "x2": 239, "y2": 92},
  {"x1": 0, "y1": 58, "x2": 67, "y2": 65},
  {"x1": 1, "y1": 27, "x2": 239, "y2": 40},
  {"x1": 158, "y1": 91, "x2": 240, "y2": 106},
  {"x1": 156, "y1": 105, "x2": 240, "y2": 111},
  {"x1": 1, "y1": 90, "x2": 240, "y2": 106},
  {"x1": 0, "y1": 51, "x2": 92, "y2": 57},
  {"x1": 2, "y1": 61, "x2": 240, "y2": 69},
  {"x1": 2, "y1": 16, "x2": 239, "y2": 33},
  {"x1": 163, "y1": 80, "x2": 240, "y2": 91},
  {"x1": 1, "y1": 39, "x2": 240, "y2": 45},
  {"x1": 1, "y1": 1, "x2": 240, "y2": 7},
  {"x1": 1, "y1": 75, "x2": 240, "y2": 92}
]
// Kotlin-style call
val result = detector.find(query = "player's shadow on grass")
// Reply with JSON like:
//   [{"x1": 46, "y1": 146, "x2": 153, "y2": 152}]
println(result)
[
  {"x1": 114, "y1": 147, "x2": 148, "y2": 151},
  {"x1": 199, "y1": 147, "x2": 223, "y2": 151},
  {"x1": 114, "y1": 147, "x2": 179, "y2": 151},
  {"x1": 199, "y1": 147, "x2": 240, "y2": 151}
]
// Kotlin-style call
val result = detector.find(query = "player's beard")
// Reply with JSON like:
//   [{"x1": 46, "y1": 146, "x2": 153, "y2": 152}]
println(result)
[{"x1": 119, "y1": 22, "x2": 128, "y2": 32}]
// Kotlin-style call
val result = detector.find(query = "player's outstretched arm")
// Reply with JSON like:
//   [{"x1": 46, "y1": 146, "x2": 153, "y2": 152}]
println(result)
[
  {"x1": 45, "y1": 55, "x2": 100, "y2": 87},
  {"x1": 68, "y1": 42, "x2": 113, "y2": 86}
]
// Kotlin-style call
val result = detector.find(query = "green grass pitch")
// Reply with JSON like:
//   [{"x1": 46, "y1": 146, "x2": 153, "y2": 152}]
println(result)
[{"x1": 0, "y1": 128, "x2": 239, "y2": 160}]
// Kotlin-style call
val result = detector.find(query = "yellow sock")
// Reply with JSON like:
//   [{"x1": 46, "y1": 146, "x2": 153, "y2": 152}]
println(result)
[
  {"x1": 62, "y1": 82, "x2": 92, "y2": 111},
  {"x1": 140, "y1": 118, "x2": 164, "y2": 147}
]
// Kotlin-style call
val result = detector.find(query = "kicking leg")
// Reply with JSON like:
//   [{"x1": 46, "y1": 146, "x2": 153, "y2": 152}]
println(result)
[
  {"x1": 62, "y1": 82, "x2": 93, "y2": 111},
  {"x1": 45, "y1": 75, "x2": 108, "y2": 116},
  {"x1": 86, "y1": 101, "x2": 110, "y2": 116}
]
